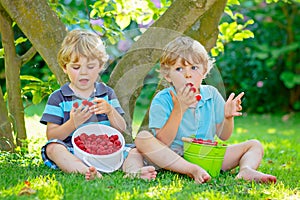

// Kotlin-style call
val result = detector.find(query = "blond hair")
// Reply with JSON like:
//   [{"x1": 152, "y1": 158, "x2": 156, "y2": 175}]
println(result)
[
  {"x1": 57, "y1": 29, "x2": 109, "y2": 69},
  {"x1": 160, "y1": 36, "x2": 214, "y2": 78}
]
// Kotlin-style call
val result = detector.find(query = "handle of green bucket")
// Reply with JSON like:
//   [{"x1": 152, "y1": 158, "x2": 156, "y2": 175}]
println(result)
[{"x1": 182, "y1": 137, "x2": 193, "y2": 143}]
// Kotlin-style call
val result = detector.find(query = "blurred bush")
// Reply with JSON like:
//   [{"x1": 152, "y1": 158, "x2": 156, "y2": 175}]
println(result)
[{"x1": 215, "y1": 0, "x2": 300, "y2": 113}]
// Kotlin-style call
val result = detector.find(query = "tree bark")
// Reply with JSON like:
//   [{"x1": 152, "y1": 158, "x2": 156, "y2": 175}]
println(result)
[
  {"x1": 0, "y1": 87, "x2": 15, "y2": 151},
  {"x1": 0, "y1": 4, "x2": 26, "y2": 147},
  {"x1": 108, "y1": 0, "x2": 227, "y2": 137},
  {"x1": 0, "y1": 0, "x2": 68, "y2": 85}
]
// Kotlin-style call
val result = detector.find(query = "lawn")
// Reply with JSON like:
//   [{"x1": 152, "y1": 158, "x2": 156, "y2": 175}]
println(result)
[{"x1": 0, "y1": 111, "x2": 299, "y2": 199}]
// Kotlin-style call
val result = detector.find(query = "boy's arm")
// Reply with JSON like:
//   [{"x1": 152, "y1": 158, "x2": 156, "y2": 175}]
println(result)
[
  {"x1": 46, "y1": 105, "x2": 93, "y2": 140},
  {"x1": 92, "y1": 98, "x2": 126, "y2": 133},
  {"x1": 216, "y1": 92, "x2": 244, "y2": 140},
  {"x1": 106, "y1": 108, "x2": 127, "y2": 133}
]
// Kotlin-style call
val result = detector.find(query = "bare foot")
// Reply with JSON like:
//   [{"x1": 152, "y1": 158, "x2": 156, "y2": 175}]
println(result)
[
  {"x1": 189, "y1": 164, "x2": 211, "y2": 184},
  {"x1": 124, "y1": 166, "x2": 157, "y2": 180},
  {"x1": 85, "y1": 166, "x2": 102, "y2": 181},
  {"x1": 236, "y1": 167, "x2": 276, "y2": 184}
]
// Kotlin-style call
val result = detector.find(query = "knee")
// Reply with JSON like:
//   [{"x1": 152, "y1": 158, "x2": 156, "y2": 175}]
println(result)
[
  {"x1": 135, "y1": 130, "x2": 153, "y2": 147},
  {"x1": 128, "y1": 148, "x2": 140, "y2": 155},
  {"x1": 248, "y1": 139, "x2": 264, "y2": 155},
  {"x1": 45, "y1": 143, "x2": 63, "y2": 157}
]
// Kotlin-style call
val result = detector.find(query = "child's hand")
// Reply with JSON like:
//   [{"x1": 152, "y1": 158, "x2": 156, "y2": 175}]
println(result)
[
  {"x1": 170, "y1": 85, "x2": 197, "y2": 112},
  {"x1": 91, "y1": 98, "x2": 112, "y2": 115},
  {"x1": 70, "y1": 104, "x2": 93, "y2": 128},
  {"x1": 224, "y1": 92, "x2": 244, "y2": 119}
]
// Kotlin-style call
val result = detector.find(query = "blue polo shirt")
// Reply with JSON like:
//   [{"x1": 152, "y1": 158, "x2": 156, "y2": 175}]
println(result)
[
  {"x1": 40, "y1": 82, "x2": 124, "y2": 129},
  {"x1": 149, "y1": 85, "x2": 225, "y2": 154}
]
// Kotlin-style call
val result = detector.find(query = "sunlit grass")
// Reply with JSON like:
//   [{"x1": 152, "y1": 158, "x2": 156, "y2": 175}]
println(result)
[{"x1": 0, "y1": 112, "x2": 299, "y2": 199}]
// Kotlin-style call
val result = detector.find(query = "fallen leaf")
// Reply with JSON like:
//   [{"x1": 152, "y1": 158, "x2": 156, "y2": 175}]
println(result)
[{"x1": 18, "y1": 186, "x2": 37, "y2": 196}]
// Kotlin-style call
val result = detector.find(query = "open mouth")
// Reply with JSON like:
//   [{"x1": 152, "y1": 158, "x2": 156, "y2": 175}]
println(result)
[{"x1": 79, "y1": 79, "x2": 89, "y2": 84}]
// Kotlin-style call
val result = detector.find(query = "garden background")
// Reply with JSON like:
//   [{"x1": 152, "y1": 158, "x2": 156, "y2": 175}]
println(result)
[{"x1": 0, "y1": 0, "x2": 299, "y2": 199}]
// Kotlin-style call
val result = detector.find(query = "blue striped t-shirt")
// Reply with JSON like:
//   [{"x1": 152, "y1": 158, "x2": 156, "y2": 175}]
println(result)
[{"x1": 40, "y1": 82, "x2": 124, "y2": 131}]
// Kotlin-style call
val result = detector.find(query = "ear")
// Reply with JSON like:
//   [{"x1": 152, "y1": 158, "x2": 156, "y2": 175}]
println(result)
[
  {"x1": 98, "y1": 65, "x2": 104, "y2": 73},
  {"x1": 62, "y1": 65, "x2": 68, "y2": 74}
]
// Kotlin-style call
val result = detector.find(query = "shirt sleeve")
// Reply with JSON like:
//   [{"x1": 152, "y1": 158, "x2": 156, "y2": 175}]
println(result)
[
  {"x1": 149, "y1": 90, "x2": 173, "y2": 135},
  {"x1": 40, "y1": 91, "x2": 65, "y2": 125},
  {"x1": 106, "y1": 86, "x2": 125, "y2": 115}
]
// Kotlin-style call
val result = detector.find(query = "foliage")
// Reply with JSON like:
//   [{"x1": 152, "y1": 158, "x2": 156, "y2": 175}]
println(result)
[
  {"x1": 214, "y1": 0, "x2": 300, "y2": 113},
  {"x1": 211, "y1": 0, "x2": 255, "y2": 56},
  {"x1": 20, "y1": 74, "x2": 60, "y2": 105},
  {"x1": 1, "y1": 113, "x2": 299, "y2": 199}
]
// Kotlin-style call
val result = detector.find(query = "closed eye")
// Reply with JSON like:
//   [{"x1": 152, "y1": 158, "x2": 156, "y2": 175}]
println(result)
[{"x1": 87, "y1": 65, "x2": 96, "y2": 69}]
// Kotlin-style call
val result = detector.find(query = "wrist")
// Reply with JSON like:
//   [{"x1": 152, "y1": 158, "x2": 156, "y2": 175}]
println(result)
[{"x1": 106, "y1": 106, "x2": 114, "y2": 116}]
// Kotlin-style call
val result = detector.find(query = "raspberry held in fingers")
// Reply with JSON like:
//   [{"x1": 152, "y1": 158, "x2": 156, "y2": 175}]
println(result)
[
  {"x1": 195, "y1": 94, "x2": 201, "y2": 101},
  {"x1": 190, "y1": 87, "x2": 196, "y2": 93},
  {"x1": 73, "y1": 102, "x2": 79, "y2": 109}
]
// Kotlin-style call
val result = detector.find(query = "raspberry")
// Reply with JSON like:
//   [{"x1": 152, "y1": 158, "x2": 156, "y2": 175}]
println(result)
[
  {"x1": 195, "y1": 94, "x2": 201, "y2": 101},
  {"x1": 82, "y1": 100, "x2": 89, "y2": 106},
  {"x1": 73, "y1": 102, "x2": 79, "y2": 108},
  {"x1": 186, "y1": 83, "x2": 194, "y2": 87}
]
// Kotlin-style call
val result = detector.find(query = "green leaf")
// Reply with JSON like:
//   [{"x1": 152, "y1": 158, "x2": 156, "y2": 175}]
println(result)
[
  {"x1": 233, "y1": 33, "x2": 245, "y2": 41},
  {"x1": 280, "y1": 71, "x2": 295, "y2": 88},
  {"x1": 15, "y1": 37, "x2": 28, "y2": 45},
  {"x1": 115, "y1": 14, "x2": 131, "y2": 30},
  {"x1": 0, "y1": 48, "x2": 4, "y2": 58},
  {"x1": 20, "y1": 75, "x2": 43, "y2": 82},
  {"x1": 227, "y1": 0, "x2": 240, "y2": 6},
  {"x1": 32, "y1": 90, "x2": 42, "y2": 104}
]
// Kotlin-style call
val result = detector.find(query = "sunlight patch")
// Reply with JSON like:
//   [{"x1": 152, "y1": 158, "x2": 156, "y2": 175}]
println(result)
[
  {"x1": 236, "y1": 127, "x2": 248, "y2": 134},
  {"x1": 248, "y1": 182, "x2": 300, "y2": 199},
  {"x1": 146, "y1": 176, "x2": 183, "y2": 198},
  {"x1": 0, "y1": 174, "x2": 63, "y2": 199},
  {"x1": 267, "y1": 128, "x2": 276, "y2": 134},
  {"x1": 281, "y1": 129, "x2": 295, "y2": 136}
]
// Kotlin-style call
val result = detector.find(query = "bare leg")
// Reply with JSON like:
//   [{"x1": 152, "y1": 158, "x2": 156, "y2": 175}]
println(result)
[
  {"x1": 222, "y1": 140, "x2": 276, "y2": 183},
  {"x1": 46, "y1": 143, "x2": 102, "y2": 180},
  {"x1": 135, "y1": 131, "x2": 210, "y2": 184},
  {"x1": 122, "y1": 148, "x2": 157, "y2": 180}
]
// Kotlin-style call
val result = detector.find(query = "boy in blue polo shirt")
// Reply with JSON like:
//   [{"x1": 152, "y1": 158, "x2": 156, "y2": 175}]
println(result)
[
  {"x1": 134, "y1": 36, "x2": 277, "y2": 184},
  {"x1": 40, "y1": 29, "x2": 156, "y2": 180}
]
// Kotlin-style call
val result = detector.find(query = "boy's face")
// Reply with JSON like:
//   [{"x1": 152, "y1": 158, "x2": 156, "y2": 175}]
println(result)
[
  {"x1": 64, "y1": 54, "x2": 102, "y2": 93},
  {"x1": 165, "y1": 60, "x2": 204, "y2": 93}
]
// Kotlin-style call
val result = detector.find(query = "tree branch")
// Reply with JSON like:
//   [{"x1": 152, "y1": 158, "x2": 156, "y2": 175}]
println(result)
[{"x1": 20, "y1": 46, "x2": 37, "y2": 66}]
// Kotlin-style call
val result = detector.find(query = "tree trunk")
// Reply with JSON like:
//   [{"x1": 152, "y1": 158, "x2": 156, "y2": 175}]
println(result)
[
  {"x1": 0, "y1": 0, "x2": 68, "y2": 85},
  {"x1": 0, "y1": 87, "x2": 15, "y2": 151},
  {"x1": 0, "y1": 4, "x2": 26, "y2": 147},
  {"x1": 108, "y1": 0, "x2": 227, "y2": 138},
  {"x1": 0, "y1": 0, "x2": 68, "y2": 149}
]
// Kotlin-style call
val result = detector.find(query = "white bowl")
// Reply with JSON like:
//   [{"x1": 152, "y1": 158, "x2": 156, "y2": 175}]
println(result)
[{"x1": 71, "y1": 124, "x2": 125, "y2": 173}]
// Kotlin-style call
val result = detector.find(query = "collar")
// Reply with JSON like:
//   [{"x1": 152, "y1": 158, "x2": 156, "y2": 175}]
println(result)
[{"x1": 61, "y1": 82, "x2": 108, "y2": 98}]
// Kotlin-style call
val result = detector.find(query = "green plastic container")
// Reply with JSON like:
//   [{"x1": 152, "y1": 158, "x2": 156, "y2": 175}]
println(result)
[{"x1": 183, "y1": 141, "x2": 227, "y2": 177}]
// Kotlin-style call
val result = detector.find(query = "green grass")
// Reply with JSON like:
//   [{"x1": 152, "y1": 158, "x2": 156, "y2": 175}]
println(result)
[{"x1": 1, "y1": 113, "x2": 299, "y2": 199}]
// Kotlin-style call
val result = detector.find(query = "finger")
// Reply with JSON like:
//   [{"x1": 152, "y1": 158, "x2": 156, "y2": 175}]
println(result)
[
  {"x1": 235, "y1": 92, "x2": 244, "y2": 100},
  {"x1": 93, "y1": 98, "x2": 104, "y2": 104},
  {"x1": 169, "y1": 90, "x2": 176, "y2": 99},
  {"x1": 233, "y1": 111, "x2": 243, "y2": 116},
  {"x1": 226, "y1": 93, "x2": 235, "y2": 102}
]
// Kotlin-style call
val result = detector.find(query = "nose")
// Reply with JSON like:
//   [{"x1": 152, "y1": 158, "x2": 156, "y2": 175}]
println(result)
[
  {"x1": 184, "y1": 69, "x2": 192, "y2": 78},
  {"x1": 79, "y1": 66, "x2": 88, "y2": 74}
]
